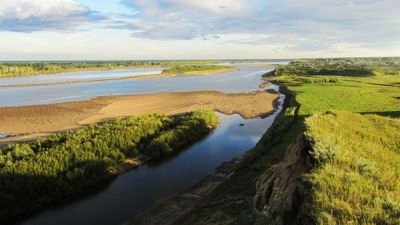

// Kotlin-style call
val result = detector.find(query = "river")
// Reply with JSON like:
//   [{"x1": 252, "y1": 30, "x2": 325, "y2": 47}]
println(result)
[
  {"x1": 0, "y1": 65, "x2": 273, "y2": 107},
  {"x1": 0, "y1": 62, "x2": 286, "y2": 225}
]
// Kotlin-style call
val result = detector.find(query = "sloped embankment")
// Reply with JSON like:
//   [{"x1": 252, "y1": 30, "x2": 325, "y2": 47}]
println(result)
[
  {"x1": 254, "y1": 111, "x2": 400, "y2": 225},
  {"x1": 254, "y1": 134, "x2": 312, "y2": 225}
]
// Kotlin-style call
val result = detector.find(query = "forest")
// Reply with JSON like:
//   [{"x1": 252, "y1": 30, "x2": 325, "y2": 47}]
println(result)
[{"x1": 0, "y1": 109, "x2": 218, "y2": 222}]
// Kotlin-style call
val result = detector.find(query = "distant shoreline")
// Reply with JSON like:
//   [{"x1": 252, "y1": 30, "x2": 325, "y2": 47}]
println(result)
[{"x1": 0, "y1": 65, "x2": 163, "y2": 78}]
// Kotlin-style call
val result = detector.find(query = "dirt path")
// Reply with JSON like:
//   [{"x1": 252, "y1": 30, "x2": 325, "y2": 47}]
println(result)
[{"x1": 0, "y1": 91, "x2": 278, "y2": 143}]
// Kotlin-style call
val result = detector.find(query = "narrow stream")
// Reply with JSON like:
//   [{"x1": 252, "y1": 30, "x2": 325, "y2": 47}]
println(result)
[{"x1": 16, "y1": 91, "x2": 284, "y2": 225}]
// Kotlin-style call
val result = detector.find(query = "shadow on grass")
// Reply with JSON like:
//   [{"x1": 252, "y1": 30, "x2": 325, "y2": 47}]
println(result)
[
  {"x1": 361, "y1": 111, "x2": 400, "y2": 118},
  {"x1": 367, "y1": 82, "x2": 400, "y2": 87}
]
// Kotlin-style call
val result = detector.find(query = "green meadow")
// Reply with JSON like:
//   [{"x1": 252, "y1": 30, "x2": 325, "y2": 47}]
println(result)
[{"x1": 304, "y1": 111, "x2": 400, "y2": 224}]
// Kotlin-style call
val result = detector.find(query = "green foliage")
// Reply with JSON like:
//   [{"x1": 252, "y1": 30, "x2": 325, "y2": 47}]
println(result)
[
  {"x1": 0, "y1": 109, "x2": 217, "y2": 221},
  {"x1": 304, "y1": 111, "x2": 400, "y2": 225},
  {"x1": 162, "y1": 64, "x2": 237, "y2": 74}
]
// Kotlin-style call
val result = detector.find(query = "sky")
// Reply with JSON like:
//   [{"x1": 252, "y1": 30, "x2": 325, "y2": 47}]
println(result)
[{"x1": 0, "y1": 0, "x2": 399, "y2": 60}]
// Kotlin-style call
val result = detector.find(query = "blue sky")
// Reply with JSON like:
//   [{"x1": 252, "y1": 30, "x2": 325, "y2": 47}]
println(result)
[{"x1": 0, "y1": 0, "x2": 399, "y2": 60}]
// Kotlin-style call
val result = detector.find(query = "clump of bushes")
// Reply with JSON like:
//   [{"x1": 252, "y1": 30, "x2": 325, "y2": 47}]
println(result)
[
  {"x1": 162, "y1": 64, "x2": 236, "y2": 74},
  {"x1": 0, "y1": 109, "x2": 217, "y2": 222}
]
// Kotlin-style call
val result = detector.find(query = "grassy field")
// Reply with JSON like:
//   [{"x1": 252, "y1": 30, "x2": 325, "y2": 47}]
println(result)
[
  {"x1": 269, "y1": 74, "x2": 400, "y2": 116},
  {"x1": 304, "y1": 111, "x2": 400, "y2": 224},
  {"x1": 265, "y1": 58, "x2": 400, "y2": 224}
]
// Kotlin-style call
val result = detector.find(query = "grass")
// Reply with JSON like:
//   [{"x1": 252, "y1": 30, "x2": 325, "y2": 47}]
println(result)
[
  {"x1": 303, "y1": 111, "x2": 400, "y2": 224},
  {"x1": 264, "y1": 58, "x2": 400, "y2": 224},
  {"x1": 269, "y1": 74, "x2": 400, "y2": 117}
]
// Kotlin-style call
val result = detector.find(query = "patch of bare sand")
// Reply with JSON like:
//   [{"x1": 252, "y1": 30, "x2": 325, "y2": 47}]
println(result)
[{"x1": 0, "y1": 91, "x2": 278, "y2": 143}]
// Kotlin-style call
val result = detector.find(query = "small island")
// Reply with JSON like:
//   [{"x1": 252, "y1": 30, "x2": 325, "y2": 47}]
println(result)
[{"x1": 161, "y1": 64, "x2": 239, "y2": 75}]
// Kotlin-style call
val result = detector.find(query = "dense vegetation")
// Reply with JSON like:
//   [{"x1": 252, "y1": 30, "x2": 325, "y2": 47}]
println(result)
[
  {"x1": 304, "y1": 111, "x2": 400, "y2": 224},
  {"x1": 161, "y1": 64, "x2": 238, "y2": 75},
  {"x1": 0, "y1": 109, "x2": 217, "y2": 222}
]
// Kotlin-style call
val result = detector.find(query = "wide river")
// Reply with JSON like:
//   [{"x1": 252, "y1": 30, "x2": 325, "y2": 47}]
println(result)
[
  {"x1": 0, "y1": 65, "x2": 275, "y2": 107},
  {"x1": 1, "y1": 63, "x2": 287, "y2": 225}
]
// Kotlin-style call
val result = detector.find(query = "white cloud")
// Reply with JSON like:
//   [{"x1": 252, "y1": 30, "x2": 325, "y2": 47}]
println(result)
[
  {"x1": 0, "y1": 0, "x2": 102, "y2": 32},
  {"x1": 173, "y1": 0, "x2": 249, "y2": 14},
  {"x1": 0, "y1": 0, "x2": 86, "y2": 19},
  {"x1": 0, "y1": 0, "x2": 399, "y2": 59}
]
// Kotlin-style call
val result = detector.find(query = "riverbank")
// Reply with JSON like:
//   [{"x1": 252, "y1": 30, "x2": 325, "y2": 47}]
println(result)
[
  {"x1": 126, "y1": 85, "x2": 297, "y2": 225},
  {"x1": 0, "y1": 91, "x2": 278, "y2": 144},
  {"x1": 0, "y1": 64, "x2": 163, "y2": 78}
]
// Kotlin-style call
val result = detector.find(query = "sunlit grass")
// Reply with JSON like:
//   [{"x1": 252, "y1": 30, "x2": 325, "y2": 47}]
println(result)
[
  {"x1": 304, "y1": 111, "x2": 400, "y2": 224},
  {"x1": 270, "y1": 75, "x2": 400, "y2": 116}
]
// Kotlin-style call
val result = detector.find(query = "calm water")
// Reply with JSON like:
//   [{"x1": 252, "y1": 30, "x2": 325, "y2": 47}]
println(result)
[
  {"x1": 0, "y1": 66, "x2": 272, "y2": 106},
  {"x1": 4, "y1": 63, "x2": 286, "y2": 225},
  {"x1": 16, "y1": 99, "x2": 284, "y2": 225},
  {"x1": 0, "y1": 68, "x2": 163, "y2": 85}
]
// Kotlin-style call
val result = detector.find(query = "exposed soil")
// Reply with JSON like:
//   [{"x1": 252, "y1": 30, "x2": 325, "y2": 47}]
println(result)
[{"x1": 0, "y1": 91, "x2": 278, "y2": 143}]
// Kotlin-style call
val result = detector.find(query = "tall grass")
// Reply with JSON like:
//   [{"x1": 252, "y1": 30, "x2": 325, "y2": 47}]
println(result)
[{"x1": 303, "y1": 111, "x2": 400, "y2": 224}]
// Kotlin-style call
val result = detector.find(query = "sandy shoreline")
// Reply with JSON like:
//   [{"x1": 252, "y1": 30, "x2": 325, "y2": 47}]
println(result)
[{"x1": 0, "y1": 91, "x2": 278, "y2": 144}]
